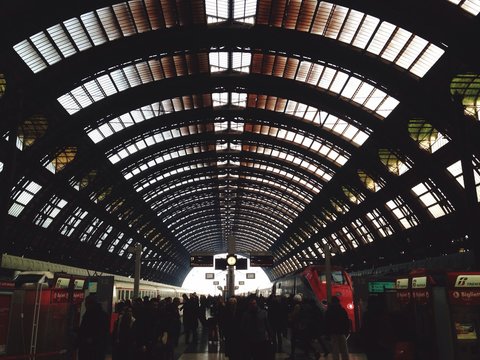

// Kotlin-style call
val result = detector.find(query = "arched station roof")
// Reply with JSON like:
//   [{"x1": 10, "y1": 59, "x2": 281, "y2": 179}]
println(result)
[{"x1": 1, "y1": 0, "x2": 480, "y2": 285}]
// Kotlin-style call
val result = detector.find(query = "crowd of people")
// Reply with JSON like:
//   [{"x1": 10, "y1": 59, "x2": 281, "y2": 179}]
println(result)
[{"x1": 76, "y1": 292, "x2": 353, "y2": 360}]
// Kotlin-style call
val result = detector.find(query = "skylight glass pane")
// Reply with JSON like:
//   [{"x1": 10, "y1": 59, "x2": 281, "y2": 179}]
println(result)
[
  {"x1": 234, "y1": 0, "x2": 257, "y2": 22},
  {"x1": 352, "y1": 15, "x2": 380, "y2": 49},
  {"x1": 30, "y1": 32, "x2": 61, "y2": 66},
  {"x1": 213, "y1": 92, "x2": 229, "y2": 106},
  {"x1": 97, "y1": 7, "x2": 123, "y2": 41},
  {"x1": 448, "y1": 0, "x2": 480, "y2": 15},
  {"x1": 410, "y1": 44, "x2": 445, "y2": 78},
  {"x1": 64, "y1": 18, "x2": 92, "y2": 52},
  {"x1": 462, "y1": 0, "x2": 480, "y2": 15},
  {"x1": 396, "y1": 35, "x2": 428, "y2": 71},
  {"x1": 447, "y1": 161, "x2": 465, "y2": 188},
  {"x1": 382, "y1": 28, "x2": 411, "y2": 62},
  {"x1": 81, "y1": 11, "x2": 108, "y2": 46},
  {"x1": 232, "y1": 52, "x2": 251, "y2": 73},
  {"x1": 13, "y1": 40, "x2": 47, "y2": 74},
  {"x1": 71, "y1": 86, "x2": 93, "y2": 108},
  {"x1": 209, "y1": 52, "x2": 229, "y2": 72},
  {"x1": 367, "y1": 22, "x2": 395, "y2": 56},
  {"x1": 206, "y1": 0, "x2": 229, "y2": 22},
  {"x1": 47, "y1": 24, "x2": 77, "y2": 58}
]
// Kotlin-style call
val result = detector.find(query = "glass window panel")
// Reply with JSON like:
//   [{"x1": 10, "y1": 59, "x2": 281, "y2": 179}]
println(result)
[
  {"x1": 64, "y1": 18, "x2": 92, "y2": 51},
  {"x1": 30, "y1": 32, "x2": 61, "y2": 66},
  {"x1": 81, "y1": 11, "x2": 107, "y2": 46},
  {"x1": 47, "y1": 24, "x2": 77, "y2": 58}
]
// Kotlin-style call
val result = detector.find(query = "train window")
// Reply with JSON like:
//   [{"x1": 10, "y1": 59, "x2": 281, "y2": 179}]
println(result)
[{"x1": 319, "y1": 271, "x2": 346, "y2": 285}]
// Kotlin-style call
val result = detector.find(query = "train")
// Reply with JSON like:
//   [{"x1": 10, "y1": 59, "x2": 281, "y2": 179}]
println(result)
[
  {"x1": 272, "y1": 265, "x2": 357, "y2": 332},
  {"x1": 0, "y1": 253, "x2": 199, "y2": 304}
]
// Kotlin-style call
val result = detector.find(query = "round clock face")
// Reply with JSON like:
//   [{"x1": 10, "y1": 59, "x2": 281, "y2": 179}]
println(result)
[{"x1": 227, "y1": 255, "x2": 237, "y2": 266}]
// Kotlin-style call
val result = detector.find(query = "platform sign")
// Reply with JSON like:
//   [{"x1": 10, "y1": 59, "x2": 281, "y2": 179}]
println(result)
[
  {"x1": 396, "y1": 278, "x2": 410, "y2": 304},
  {"x1": 447, "y1": 272, "x2": 480, "y2": 305},
  {"x1": 368, "y1": 281, "x2": 396, "y2": 293},
  {"x1": 411, "y1": 276, "x2": 430, "y2": 304},
  {"x1": 250, "y1": 254, "x2": 273, "y2": 267},
  {"x1": 190, "y1": 254, "x2": 214, "y2": 267}
]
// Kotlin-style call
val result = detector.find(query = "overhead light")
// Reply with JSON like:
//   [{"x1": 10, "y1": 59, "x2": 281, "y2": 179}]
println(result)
[{"x1": 226, "y1": 254, "x2": 237, "y2": 266}]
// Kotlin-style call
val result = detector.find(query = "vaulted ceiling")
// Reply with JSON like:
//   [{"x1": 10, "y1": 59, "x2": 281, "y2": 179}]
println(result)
[{"x1": 1, "y1": 0, "x2": 480, "y2": 286}]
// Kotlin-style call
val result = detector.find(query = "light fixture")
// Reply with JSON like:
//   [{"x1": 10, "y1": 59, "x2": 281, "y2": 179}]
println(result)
[{"x1": 226, "y1": 254, "x2": 237, "y2": 266}]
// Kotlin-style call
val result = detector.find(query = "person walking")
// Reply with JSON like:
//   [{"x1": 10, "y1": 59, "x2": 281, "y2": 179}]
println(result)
[
  {"x1": 77, "y1": 294, "x2": 109, "y2": 360},
  {"x1": 325, "y1": 296, "x2": 350, "y2": 360},
  {"x1": 241, "y1": 297, "x2": 273, "y2": 360}
]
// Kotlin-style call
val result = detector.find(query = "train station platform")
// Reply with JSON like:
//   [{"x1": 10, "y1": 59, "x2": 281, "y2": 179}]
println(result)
[{"x1": 104, "y1": 325, "x2": 367, "y2": 360}]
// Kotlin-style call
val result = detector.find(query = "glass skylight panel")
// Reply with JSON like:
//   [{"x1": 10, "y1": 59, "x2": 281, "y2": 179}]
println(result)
[
  {"x1": 232, "y1": 52, "x2": 252, "y2": 73},
  {"x1": 81, "y1": 12, "x2": 108, "y2": 46},
  {"x1": 448, "y1": 0, "x2": 480, "y2": 15},
  {"x1": 447, "y1": 161, "x2": 464, "y2": 188},
  {"x1": 59, "y1": 56, "x2": 208, "y2": 114},
  {"x1": 213, "y1": 92, "x2": 229, "y2": 106},
  {"x1": 64, "y1": 18, "x2": 92, "y2": 52},
  {"x1": 59, "y1": 207, "x2": 88, "y2": 237},
  {"x1": 340, "y1": 227, "x2": 359, "y2": 248},
  {"x1": 242, "y1": 185, "x2": 304, "y2": 213},
  {"x1": 386, "y1": 196, "x2": 419, "y2": 229},
  {"x1": 411, "y1": 180, "x2": 455, "y2": 218},
  {"x1": 245, "y1": 164, "x2": 318, "y2": 196},
  {"x1": 248, "y1": 125, "x2": 350, "y2": 166},
  {"x1": 97, "y1": 7, "x2": 123, "y2": 41},
  {"x1": 351, "y1": 218, "x2": 374, "y2": 243},
  {"x1": 379, "y1": 149, "x2": 412, "y2": 176},
  {"x1": 206, "y1": 0, "x2": 229, "y2": 23},
  {"x1": 366, "y1": 208, "x2": 394, "y2": 237},
  {"x1": 234, "y1": 0, "x2": 257, "y2": 23},
  {"x1": 13, "y1": 40, "x2": 47, "y2": 74},
  {"x1": 0, "y1": 162, "x2": 3, "y2": 173},
  {"x1": 34, "y1": 195, "x2": 68, "y2": 228},
  {"x1": 231, "y1": 92, "x2": 247, "y2": 107},
  {"x1": 210, "y1": 52, "x2": 229, "y2": 72},
  {"x1": 79, "y1": 218, "x2": 104, "y2": 243},
  {"x1": 30, "y1": 32, "x2": 62, "y2": 66},
  {"x1": 8, "y1": 180, "x2": 42, "y2": 217},
  {"x1": 257, "y1": 2, "x2": 444, "y2": 78},
  {"x1": 253, "y1": 54, "x2": 398, "y2": 118},
  {"x1": 87, "y1": 102, "x2": 165, "y2": 143}
]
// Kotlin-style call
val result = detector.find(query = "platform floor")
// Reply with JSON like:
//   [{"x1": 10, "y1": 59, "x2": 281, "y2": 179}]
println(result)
[{"x1": 118, "y1": 325, "x2": 368, "y2": 360}]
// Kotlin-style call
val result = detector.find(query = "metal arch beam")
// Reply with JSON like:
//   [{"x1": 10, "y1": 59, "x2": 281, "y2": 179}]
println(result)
[
  {"x1": 153, "y1": 176, "x2": 307, "y2": 220},
  {"x1": 143, "y1": 163, "x2": 314, "y2": 207},
  {"x1": 86, "y1": 106, "x2": 359, "y2": 158},
  {"x1": 36, "y1": 72, "x2": 382, "y2": 148},
  {"x1": 330, "y1": 0, "x2": 480, "y2": 69},
  {"x1": 160, "y1": 178, "x2": 299, "y2": 227}
]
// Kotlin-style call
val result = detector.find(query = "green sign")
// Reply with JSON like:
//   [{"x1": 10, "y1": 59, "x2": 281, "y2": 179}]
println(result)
[{"x1": 368, "y1": 281, "x2": 396, "y2": 293}]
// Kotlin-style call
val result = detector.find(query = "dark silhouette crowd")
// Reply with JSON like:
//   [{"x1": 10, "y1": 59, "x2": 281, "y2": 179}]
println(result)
[{"x1": 76, "y1": 291, "x2": 360, "y2": 360}]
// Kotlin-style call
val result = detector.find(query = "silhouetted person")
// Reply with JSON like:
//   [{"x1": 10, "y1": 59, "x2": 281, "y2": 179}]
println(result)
[
  {"x1": 241, "y1": 297, "x2": 272, "y2": 360},
  {"x1": 325, "y1": 296, "x2": 350, "y2": 360},
  {"x1": 361, "y1": 295, "x2": 395, "y2": 360},
  {"x1": 78, "y1": 294, "x2": 109, "y2": 360}
]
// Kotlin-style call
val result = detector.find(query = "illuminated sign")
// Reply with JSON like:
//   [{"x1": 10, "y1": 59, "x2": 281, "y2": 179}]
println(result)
[
  {"x1": 454, "y1": 275, "x2": 480, "y2": 288},
  {"x1": 396, "y1": 278, "x2": 409, "y2": 289},
  {"x1": 412, "y1": 276, "x2": 427, "y2": 289},
  {"x1": 205, "y1": 273, "x2": 214, "y2": 280},
  {"x1": 190, "y1": 255, "x2": 214, "y2": 267},
  {"x1": 250, "y1": 254, "x2": 273, "y2": 267},
  {"x1": 246, "y1": 273, "x2": 255, "y2": 279},
  {"x1": 368, "y1": 281, "x2": 395, "y2": 293}
]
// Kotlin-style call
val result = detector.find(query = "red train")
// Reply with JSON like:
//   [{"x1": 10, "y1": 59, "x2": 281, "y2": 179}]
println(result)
[{"x1": 272, "y1": 265, "x2": 357, "y2": 332}]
